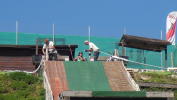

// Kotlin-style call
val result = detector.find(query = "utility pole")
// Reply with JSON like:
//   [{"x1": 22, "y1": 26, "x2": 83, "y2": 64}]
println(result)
[
  {"x1": 52, "y1": 24, "x2": 55, "y2": 43},
  {"x1": 88, "y1": 26, "x2": 91, "y2": 42},
  {"x1": 123, "y1": 27, "x2": 126, "y2": 56}
]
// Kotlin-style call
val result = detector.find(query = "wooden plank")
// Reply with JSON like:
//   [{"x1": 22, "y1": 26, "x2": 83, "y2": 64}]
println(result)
[
  {"x1": 62, "y1": 91, "x2": 92, "y2": 97},
  {"x1": 0, "y1": 56, "x2": 35, "y2": 71},
  {"x1": 0, "y1": 56, "x2": 32, "y2": 61},
  {"x1": 146, "y1": 92, "x2": 174, "y2": 98},
  {"x1": 45, "y1": 61, "x2": 69, "y2": 100},
  {"x1": 103, "y1": 61, "x2": 135, "y2": 91},
  {"x1": 62, "y1": 91, "x2": 174, "y2": 98},
  {"x1": 138, "y1": 82, "x2": 177, "y2": 89}
]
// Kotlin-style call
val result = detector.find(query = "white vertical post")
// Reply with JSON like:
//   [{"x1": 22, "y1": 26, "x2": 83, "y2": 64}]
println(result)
[
  {"x1": 161, "y1": 30, "x2": 163, "y2": 66},
  {"x1": 46, "y1": 47, "x2": 49, "y2": 61},
  {"x1": 52, "y1": 24, "x2": 55, "y2": 43},
  {"x1": 88, "y1": 26, "x2": 90, "y2": 42},
  {"x1": 16, "y1": 21, "x2": 18, "y2": 45}
]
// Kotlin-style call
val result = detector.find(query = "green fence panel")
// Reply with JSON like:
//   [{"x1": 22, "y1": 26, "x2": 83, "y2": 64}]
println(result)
[{"x1": 1, "y1": 32, "x2": 177, "y2": 69}]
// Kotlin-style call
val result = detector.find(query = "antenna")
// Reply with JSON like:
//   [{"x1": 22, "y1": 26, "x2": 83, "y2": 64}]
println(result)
[
  {"x1": 52, "y1": 24, "x2": 55, "y2": 43},
  {"x1": 88, "y1": 26, "x2": 91, "y2": 42},
  {"x1": 16, "y1": 21, "x2": 18, "y2": 45},
  {"x1": 124, "y1": 26, "x2": 126, "y2": 34},
  {"x1": 161, "y1": 30, "x2": 163, "y2": 40}
]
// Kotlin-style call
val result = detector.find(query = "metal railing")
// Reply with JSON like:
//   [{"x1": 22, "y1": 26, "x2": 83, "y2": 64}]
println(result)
[
  {"x1": 120, "y1": 61, "x2": 140, "y2": 91},
  {"x1": 43, "y1": 70, "x2": 53, "y2": 100}
]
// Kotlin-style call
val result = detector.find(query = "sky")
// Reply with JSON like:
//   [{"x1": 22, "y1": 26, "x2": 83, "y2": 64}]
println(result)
[{"x1": 0, "y1": 0, "x2": 177, "y2": 39}]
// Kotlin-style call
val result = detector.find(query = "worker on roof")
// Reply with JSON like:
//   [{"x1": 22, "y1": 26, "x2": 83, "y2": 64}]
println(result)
[
  {"x1": 84, "y1": 40, "x2": 100, "y2": 61},
  {"x1": 42, "y1": 39, "x2": 58, "y2": 60}
]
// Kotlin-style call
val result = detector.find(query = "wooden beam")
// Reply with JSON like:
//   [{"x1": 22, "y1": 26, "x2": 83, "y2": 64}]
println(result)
[
  {"x1": 63, "y1": 91, "x2": 174, "y2": 97},
  {"x1": 62, "y1": 91, "x2": 92, "y2": 97},
  {"x1": 138, "y1": 82, "x2": 177, "y2": 89},
  {"x1": 146, "y1": 92, "x2": 174, "y2": 98}
]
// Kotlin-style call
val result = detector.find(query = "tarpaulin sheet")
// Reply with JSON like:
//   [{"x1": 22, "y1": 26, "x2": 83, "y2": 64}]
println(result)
[{"x1": 64, "y1": 62, "x2": 111, "y2": 91}]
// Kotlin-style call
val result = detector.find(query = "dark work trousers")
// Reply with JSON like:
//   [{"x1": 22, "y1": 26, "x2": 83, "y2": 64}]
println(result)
[{"x1": 94, "y1": 51, "x2": 100, "y2": 61}]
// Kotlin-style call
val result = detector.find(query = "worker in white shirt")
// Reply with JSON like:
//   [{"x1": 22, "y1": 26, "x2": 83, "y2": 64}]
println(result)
[
  {"x1": 84, "y1": 40, "x2": 100, "y2": 61},
  {"x1": 42, "y1": 39, "x2": 57, "y2": 60}
]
